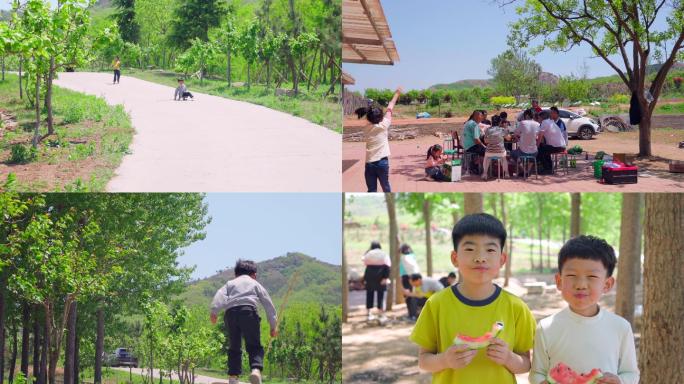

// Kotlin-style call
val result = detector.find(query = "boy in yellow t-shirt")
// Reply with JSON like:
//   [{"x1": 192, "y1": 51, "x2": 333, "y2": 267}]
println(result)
[{"x1": 410, "y1": 213, "x2": 536, "y2": 384}]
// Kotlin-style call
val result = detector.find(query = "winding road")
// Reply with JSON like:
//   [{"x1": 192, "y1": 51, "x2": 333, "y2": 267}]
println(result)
[{"x1": 54, "y1": 72, "x2": 341, "y2": 192}]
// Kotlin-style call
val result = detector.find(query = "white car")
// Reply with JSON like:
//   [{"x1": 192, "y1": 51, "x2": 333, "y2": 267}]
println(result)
[{"x1": 544, "y1": 109, "x2": 601, "y2": 140}]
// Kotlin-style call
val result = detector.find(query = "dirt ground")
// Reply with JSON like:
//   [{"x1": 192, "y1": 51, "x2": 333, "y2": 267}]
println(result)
[{"x1": 342, "y1": 276, "x2": 643, "y2": 384}]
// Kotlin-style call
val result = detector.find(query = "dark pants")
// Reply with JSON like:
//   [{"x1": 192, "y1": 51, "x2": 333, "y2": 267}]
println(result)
[
  {"x1": 365, "y1": 157, "x2": 391, "y2": 192},
  {"x1": 426, "y1": 166, "x2": 449, "y2": 182},
  {"x1": 466, "y1": 145, "x2": 485, "y2": 174},
  {"x1": 538, "y1": 144, "x2": 565, "y2": 172},
  {"x1": 401, "y1": 275, "x2": 411, "y2": 291},
  {"x1": 406, "y1": 297, "x2": 427, "y2": 318},
  {"x1": 113, "y1": 70, "x2": 120, "y2": 83},
  {"x1": 182, "y1": 91, "x2": 194, "y2": 100},
  {"x1": 366, "y1": 287, "x2": 385, "y2": 310},
  {"x1": 225, "y1": 306, "x2": 264, "y2": 376}
]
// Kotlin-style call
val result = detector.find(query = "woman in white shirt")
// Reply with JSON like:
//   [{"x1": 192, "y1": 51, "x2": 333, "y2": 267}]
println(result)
[{"x1": 355, "y1": 87, "x2": 403, "y2": 192}]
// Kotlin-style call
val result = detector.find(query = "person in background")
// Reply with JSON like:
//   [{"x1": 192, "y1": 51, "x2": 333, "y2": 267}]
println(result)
[
  {"x1": 112, "y1": 56, "x2": 121, "y2": 84},
  {"x1": 400, "y1": 243, "x2": 421, "y2": 299},
  {"x1": 439, "y1": 272, "x2": 457, "y2": 288},
  {"x1": 463, "y1": 110, "x2": 486, "y2": 175},
  {"x1": 362, "y1": 241, "x2": 391, "y2": 322},
  {"x1": 532, "y1": 100, "x2": 542, "y2": 114},
  {"x1": 550, "y1": 106, "x2": 567, "y2": 144},
  {"x1": 404, "y1": 273, "x2": 444, "y2": 321},
  {"x1": 537, "y1": 110, "x2": 567, "y2": 174}
]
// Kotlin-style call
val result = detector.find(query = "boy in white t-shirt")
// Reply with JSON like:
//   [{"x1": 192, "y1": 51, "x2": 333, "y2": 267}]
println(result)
[{"x1": 529, "y1": 235, "x2": 639, "y2": 384}]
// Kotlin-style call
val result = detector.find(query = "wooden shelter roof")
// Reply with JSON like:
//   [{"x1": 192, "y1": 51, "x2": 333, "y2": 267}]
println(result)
[
  {"x1": 342, "y1": 71, "x2": 356, "y2": 85},
  {"x1": 342, "y1": 0, "x2": 399, "y2": 65}
]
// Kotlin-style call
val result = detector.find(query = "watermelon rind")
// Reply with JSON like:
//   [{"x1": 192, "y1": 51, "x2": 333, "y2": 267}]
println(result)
[{"x1": 452, "y1": 321, "x2": 504, "y2": 349}]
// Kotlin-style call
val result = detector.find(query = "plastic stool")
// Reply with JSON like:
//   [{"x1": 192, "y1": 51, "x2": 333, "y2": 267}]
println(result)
[{"x1": 518, "y1": 155, "x2": 538, "y2": 179}]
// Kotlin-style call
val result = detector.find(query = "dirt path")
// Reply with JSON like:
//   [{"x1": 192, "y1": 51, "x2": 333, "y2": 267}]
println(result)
[
  {"x1": 112, "y1": 367, "x2": 245, "y2": 384},
  {"x1": 54, "y1": 72, "x2": 340, "y2": 192}
]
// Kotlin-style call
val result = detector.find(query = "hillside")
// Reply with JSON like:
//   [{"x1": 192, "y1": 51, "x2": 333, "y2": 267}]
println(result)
[
  {"x1": 429, "y1": 71, "x2": 559, "y2": 90},
  {"x1": 179, "y1": 252, "x2": 341, "y2": 309}
]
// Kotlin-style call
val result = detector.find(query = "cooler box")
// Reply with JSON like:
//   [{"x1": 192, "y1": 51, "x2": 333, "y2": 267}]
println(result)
[
  {"x1": 443, "y1": 160, "x2": 462, "y2": 182},
  {"x1": 601, "y1": 162, "x2": 638, "y2": 184}
]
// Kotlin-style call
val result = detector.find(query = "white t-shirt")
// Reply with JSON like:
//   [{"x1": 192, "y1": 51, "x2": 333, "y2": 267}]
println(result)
[
  {"x1": 539, "y1": 118, "x2": 566, "y2": 148},
  {"x1": 364, "y1": 111, "x2": 392, "y2": 163},
  {"x1": 514, "y1": 120, "x2": 540, "y2": 154},
  {"x1": 530, "y1": 306, "x2": 639, "y2": 384}
]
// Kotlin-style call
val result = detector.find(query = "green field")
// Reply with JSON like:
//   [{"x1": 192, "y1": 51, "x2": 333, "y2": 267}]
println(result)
[
  {"x1": 123, "y1": 69, "x2": 342, "y2": 133},
  {"x1": 0, "y1": 74, "x2": 133, "y2": 191}
]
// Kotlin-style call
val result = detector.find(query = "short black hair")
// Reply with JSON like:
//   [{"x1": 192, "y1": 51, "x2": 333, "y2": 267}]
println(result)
[
  {"x1": 448, "y1": 272, "x2": 457, "y2": 278},
  {"x1": 539, "y1": 110, "x2": 550, "y2": 120},
  {"x1": 452, "y1": 213, "x2": 507, "y2": 251},
  {"x1": 491, "y1": 114, "x2": 502, "y2": 127},
  {"x1": 355, "y1": 107, "x2": 384, "y2": 125},
  {"x1": 410, "y1": 273, "x2": 422, "y2": 281},
  {"x1": 558, "y1": 235, "x2": 616, "y2": 277},
  {"x1": 369, "y1": 241, "x2": 382, "y2": 250},
  {"x1": 400, "y1": 244, "x2": 413, "y2": 254},
  {"x1": 235, "y1": 259, "x2": 257, "y2": 277},
  {"x1": 499, "y1": 111, "x2": 508, "y2": 119},
  {"x1": 550, "y1": 106, "x2": 560, "y2": 114}
]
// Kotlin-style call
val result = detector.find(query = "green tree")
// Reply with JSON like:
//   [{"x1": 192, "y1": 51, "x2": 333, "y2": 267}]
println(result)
[
  {"x1": 169, "y1": 0, "x2": 226, "y2": 50},
  {"x1": 176, "y1": 38, "x2": 219, "y2": 85},
  {"x1": 112, "y1": 0, "x2": 139, "y2": 43},
  {"x1": 488, "y1": 49, "x2": 541, "y2": 102},
  {"x1": 134, "y1": 0, "x2": 174, "y2": 68},
  {"x1": 238, "y1": 19, "x2": 260, "y2": 88},
  {"x1": 506, "y1": 0, "x2": 684, "y2": 157}
]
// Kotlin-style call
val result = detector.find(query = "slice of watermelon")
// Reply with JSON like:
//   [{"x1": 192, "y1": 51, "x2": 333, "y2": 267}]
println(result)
[
  {"x1": 452, "y1": 321, "x2": 504, "y2": 349},
  {"x1": 547, "y1": 362, "x2": 603, "y2": 384}
]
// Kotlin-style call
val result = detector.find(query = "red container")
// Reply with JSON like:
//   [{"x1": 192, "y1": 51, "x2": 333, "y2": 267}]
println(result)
[{"x1": 601, "y1": 162, "x2": 638, "y2": 184}]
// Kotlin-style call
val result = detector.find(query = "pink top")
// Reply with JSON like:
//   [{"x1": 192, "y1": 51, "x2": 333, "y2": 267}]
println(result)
[{"x1": 425, "y1": 156, "x2": 445, "y2": 168}]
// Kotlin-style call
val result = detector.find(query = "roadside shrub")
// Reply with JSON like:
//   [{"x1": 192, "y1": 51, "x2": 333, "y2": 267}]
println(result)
[
  {"x1": 609, "y1": 94, "x2": 630, "y2": 104},
  {"x1": 490, "y1": 96, "x2": 516, "y2": 107},
  {"x1": 9, "y1": 143, "x2": 36, "y2": 164}
]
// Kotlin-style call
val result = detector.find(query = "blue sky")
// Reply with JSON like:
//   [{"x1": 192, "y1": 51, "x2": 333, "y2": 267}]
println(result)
[
  {"x1": 177, "y1": 194, "x2": 341, "y2": 280},
  {"x1": 344, "y1": 0, "x2": 665, "y2": 92}
]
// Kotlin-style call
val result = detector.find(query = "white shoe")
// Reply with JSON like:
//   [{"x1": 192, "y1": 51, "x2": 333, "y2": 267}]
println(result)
[
  {"x1": 228, "y1": 378, "x2": 239, "y2": 384},
  {"x1": 367, "y1": 313, "x2": 377, "y2": 321},
  {"x1": 378, "y1": 314, "x2": 388, "y2": 323},
  {"x1": 249, "y1": 368, "x2": 262, "y2": 384}
]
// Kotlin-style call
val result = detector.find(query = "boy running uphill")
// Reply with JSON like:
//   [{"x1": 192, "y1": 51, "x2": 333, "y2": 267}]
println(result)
[
  {"x1": 410, "y1": 213, "x2": 536, "y2": 383},
  {"x1": 210, "y1": 260, "x2": 278, "y2": 384},
  {"x1": 529, "y1": 235, "x2": 639, "y2": 384}
]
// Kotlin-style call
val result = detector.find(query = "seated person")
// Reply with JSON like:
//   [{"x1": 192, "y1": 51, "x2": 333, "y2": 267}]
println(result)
[
  {"x1": 404, "y1": 273, "x2": 444, "y2": 321},
  {"x1": 463, "y1": 110, "x2": 486, "y2": 174},
  {"x1": 438, "y1": 272, "x2": 457, "y2": 288},
  {"x1": 512, "y1": 109, "x2": 541, "y2": 175},
  {"x1": 537, "y1": 110, "x2": 567, "y2": 174},
  {"x1": 481, "y1": 115, "x2": 509, "y2": 180},
  {"x1": 425, "y1": 144, "x2": 449, "y2": 182},
  {"x1": 174, "y1": 79, "x2": 194, "y2": 101}
]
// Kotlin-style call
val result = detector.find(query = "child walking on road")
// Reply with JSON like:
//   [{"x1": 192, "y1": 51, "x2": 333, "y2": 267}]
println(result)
[{"x1": 210, "y1": 260, "x2": 278, "y2": 384}]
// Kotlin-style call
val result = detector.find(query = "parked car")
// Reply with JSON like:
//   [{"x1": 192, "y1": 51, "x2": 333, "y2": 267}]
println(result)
[
  {"x1": 104, "y1": 348, "x2": 138, "y2": 368},
  {"x1": 543, "y1": 108, "x2": 601, "y2": 140}
]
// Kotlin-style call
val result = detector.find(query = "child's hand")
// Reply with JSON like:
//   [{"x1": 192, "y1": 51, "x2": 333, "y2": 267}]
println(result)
[
  {"x1": 440, "y1": 344, "x2": 477, "y2": 370},
  {"x1": 597, "y1": 373, "x2": 621, "y2": 384},
  {"x1": 485, "y1": 337, "x2": 512, "y2": 366},
  {"x1": 380, "y1": 278, "x2": 389, "y2": 286},
  {"x1": 210, "y1": 313, "x2": 217, "y2": 324},
  {"x1": 396, "y1": 86, "x2": 404, "y2": 94}
]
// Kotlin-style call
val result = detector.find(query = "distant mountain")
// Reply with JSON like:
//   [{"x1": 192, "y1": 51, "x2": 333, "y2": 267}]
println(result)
[
  {"x1": 430, "y1": 79, "x2": 492, "y2": 90},
  {"x1": 179, "y1": 252, "x2": 341, "y2": 309}
]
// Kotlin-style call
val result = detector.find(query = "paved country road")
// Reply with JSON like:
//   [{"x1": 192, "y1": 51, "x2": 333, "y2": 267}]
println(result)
[
  {"x1": 54, "y1": 72, "x2": 341, "y2": 192},
  {"x1": 112, "y1": 367, "x2": 243, "y2": 384}
]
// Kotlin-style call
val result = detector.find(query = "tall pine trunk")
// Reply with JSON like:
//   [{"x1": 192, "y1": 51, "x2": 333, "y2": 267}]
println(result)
[
  {"x1": 423, "y1": 198, "x2": 432, "y2": 277},
  {"x1": 616, "y1": 193, "x2": 641, "y2": 327},
  {"x1": 639, "y1": 193, "x2": 683, "y2": 382},
  {"x1": 20, "y1": 304, "x2": 30, "y2": 378},
  {"x1": 94, "y1": 307, "x2": 104, "y2": 384}
]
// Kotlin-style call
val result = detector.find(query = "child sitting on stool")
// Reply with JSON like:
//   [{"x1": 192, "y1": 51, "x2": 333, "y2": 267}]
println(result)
[
  {"x1": 425, "y1": 144, "x2": 450, "y2": 181},
  {"x1": 174, "y1": 79, "x2": 194, "y2": 101}
]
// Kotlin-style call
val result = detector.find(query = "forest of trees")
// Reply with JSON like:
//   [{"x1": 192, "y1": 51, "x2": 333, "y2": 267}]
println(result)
[{"x1": 342, "y1": 192, "x2": 684, "y2": 382}]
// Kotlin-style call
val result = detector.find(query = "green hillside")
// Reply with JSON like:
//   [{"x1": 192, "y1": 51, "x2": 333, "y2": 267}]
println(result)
[
  {"x1": 430, "y1": 79, "x2": 492, "y2": 90},
  {"x1": 179, "y1": 252, "x2": 341, "y2": 309}
]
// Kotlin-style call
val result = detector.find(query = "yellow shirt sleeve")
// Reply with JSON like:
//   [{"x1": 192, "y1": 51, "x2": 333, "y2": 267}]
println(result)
[
  {"x1": 409, "y1": 297, "x2": 438, "y2": 352},
  {"x1": 513, "y1": 300, "x2": 536, "y2": 354}
]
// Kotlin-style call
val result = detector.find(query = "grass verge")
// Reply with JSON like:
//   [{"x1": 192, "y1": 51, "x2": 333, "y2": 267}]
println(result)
[{"x1": 0, "y1": 73, "x2": 133, "y2": 191}]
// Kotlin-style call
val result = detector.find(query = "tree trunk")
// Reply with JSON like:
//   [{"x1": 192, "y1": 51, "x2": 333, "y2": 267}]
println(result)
[
  {"x1": 570, "y1": 193, "x2": 581, "y2": 237},
  {"x1": 423, "y1": 199, "x2": 433, "y2": 277},
  {"x1": 64, "y1": 302, "x2": 77, "y2": 384},
  {"x1": 74, "y1": 322, "x2": 80, "y2": 384},
  {"x1": 306, "y1": 48, "x2": 318, "y2": 91},
  {"x1": 226, "y1": 50, "x2": 231, "y2": 87},
  {"x1": 639, "y1": 193, "x2": 683, "y2": 382},
  {"x1": 46, "y1": 57, "x2": 55, "y2": 136},
  {"x1": 33, "y1": 306, "x2": 40, "y2": 384},
  {"x1": 10, "y1": 323, "x2": 18, "y2": 384},
  {"x1": 385, "y1": 193, "x2": 399, "y2": 309},
  {"x1": 33, "y1": 71, "x2": 41, "y2": 147},
  {"x1": 20, "y1": 304, "x2": 30, "y2": 379},
  {"x1": 0, "y1": 272, "x2": 5, "y2": 384},
  {"x1": 39, "y1": 306, "x2": 48, "y2": 384},
  {"x1": 342, "y1": 194, "x2": 348, "y2": 323},
  {"x1": 19, "y1": 58, "x2": 23, "y2": 99},
  {"x1": 637, "y1": 99, "x2": 652, "y2": 157},
  {"x1": 501, "y1": 195, "x2": 512, "y2": 287},
  {"x1": 616, "y1": 194, "x2": 641, "y2": 327},
  {"x1": 247, "y1": 63, "x2": 250, "y2": 89},
  {"x1": 94, "y1": 307, "x2": 104, "y2": 384}
]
